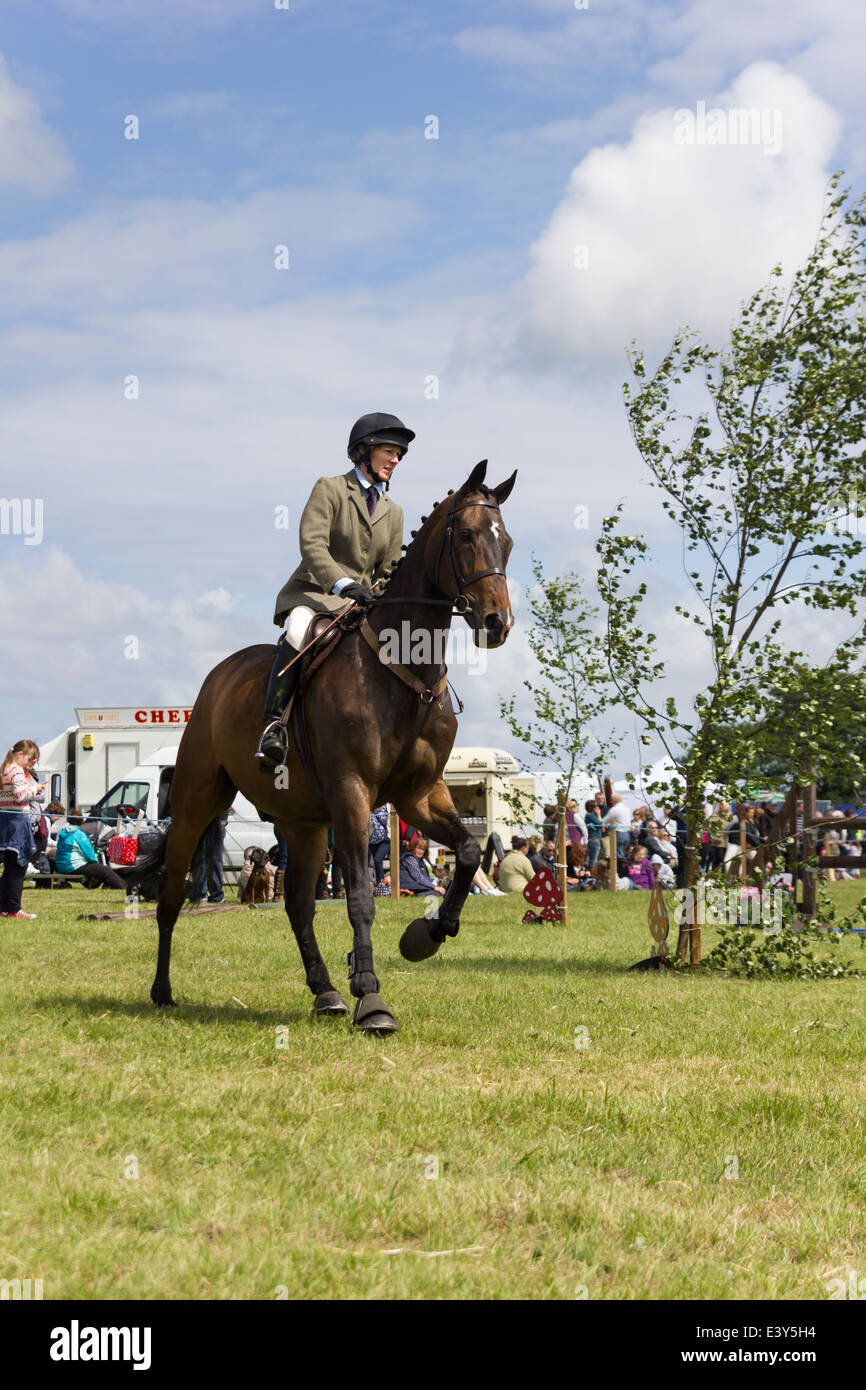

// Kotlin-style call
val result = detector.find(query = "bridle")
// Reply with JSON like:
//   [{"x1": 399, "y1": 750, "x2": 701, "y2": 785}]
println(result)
[{"x1": 374, "y1": 491, "x2": 507, "y2": 614}]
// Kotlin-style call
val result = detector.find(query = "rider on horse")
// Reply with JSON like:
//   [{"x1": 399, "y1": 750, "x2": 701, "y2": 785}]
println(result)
[{"x1": 255, "y1": 411, "x2": 414, "y2": 772}]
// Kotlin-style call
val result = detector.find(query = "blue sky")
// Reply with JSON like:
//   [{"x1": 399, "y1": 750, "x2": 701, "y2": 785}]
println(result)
[{"x1": 1, "y1": 0, "x2": 863, "y2": 767}]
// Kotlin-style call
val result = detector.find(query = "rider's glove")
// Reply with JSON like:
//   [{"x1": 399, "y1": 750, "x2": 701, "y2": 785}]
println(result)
[{"x1": 342, "y1": 582, "x2": 375, "y2": 607}]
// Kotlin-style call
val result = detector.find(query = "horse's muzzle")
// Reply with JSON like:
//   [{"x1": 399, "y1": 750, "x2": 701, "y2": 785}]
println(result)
[{"x1": 478, "y1": 608, "x2": 512, "y2": 648}]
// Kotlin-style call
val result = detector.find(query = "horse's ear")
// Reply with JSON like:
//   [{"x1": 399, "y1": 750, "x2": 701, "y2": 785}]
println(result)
[
  {"x1": 491, "y1": 469, "x2": 517, "y2": 505},
  {"x1": 461, "y1": 459, "x2": 488, "y2": 494}
]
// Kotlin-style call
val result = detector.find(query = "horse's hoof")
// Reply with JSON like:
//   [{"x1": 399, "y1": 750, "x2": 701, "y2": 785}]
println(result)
[
  {"x1": 151, "y1": 989, "x2": 176, "y2": 1008},
  {"x1": 313, "y1": 989, "x2": 348, "y2": 1016},
  {"x1": 399, "y1": 917, "x2": 443, "y2": 962},
  {"x1": 353, "y1": 993, "x2": 398, "y2": 1035}
]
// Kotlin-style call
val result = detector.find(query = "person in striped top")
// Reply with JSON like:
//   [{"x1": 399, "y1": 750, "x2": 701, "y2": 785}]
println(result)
[{"x1": 0, "y1": 739, "x2": 47, "y2": 919}]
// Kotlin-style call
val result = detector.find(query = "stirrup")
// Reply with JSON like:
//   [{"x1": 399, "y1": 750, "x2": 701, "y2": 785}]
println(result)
[{"x1": 255, "y1": 719, "x2": 289, "y2": 771}]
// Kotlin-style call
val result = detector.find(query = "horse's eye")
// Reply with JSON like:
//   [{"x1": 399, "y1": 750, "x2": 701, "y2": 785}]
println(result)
[{"x1": 458, "y1": 529, "x2": 472, "y2": 541}]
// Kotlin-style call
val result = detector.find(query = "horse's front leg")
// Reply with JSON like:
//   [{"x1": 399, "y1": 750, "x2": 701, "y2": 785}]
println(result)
[
  {"x1": 331, "y1": 787, "x2": 398, "y2": 1035},
  {"x1": 397, "y1": 778, "x2": 481, "y2": 962}
]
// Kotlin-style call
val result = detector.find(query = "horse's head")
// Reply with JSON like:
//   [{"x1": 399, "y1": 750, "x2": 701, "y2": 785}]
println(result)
[{"x1": 430, "y1": 459, "x2": 517, "y2": 648}]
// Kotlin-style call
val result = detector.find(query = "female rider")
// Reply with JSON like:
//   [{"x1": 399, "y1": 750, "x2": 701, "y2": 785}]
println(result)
[{"x1": 255, "y1": 412, "x2": 413, "y2": 771}]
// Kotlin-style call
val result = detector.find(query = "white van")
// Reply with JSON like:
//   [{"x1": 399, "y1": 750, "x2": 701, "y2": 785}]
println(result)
[{"x1": 87, "y1": 748, "x2": 278, "y2": 872}]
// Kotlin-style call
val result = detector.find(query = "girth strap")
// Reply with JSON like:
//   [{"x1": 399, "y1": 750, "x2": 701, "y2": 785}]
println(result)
[{"x1": 359, "y1": 617, "x2": 449, "y2": 705}]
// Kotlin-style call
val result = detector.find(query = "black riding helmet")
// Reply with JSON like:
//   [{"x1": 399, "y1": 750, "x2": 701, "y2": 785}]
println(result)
[{"x1": 348, "y1": 412, "x2": 415, "y2": 463}]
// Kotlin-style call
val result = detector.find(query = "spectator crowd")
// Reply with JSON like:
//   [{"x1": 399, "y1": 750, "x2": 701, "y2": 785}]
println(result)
[{"x1": 2, "y1": 733, "x2": 862, "y2": 913}]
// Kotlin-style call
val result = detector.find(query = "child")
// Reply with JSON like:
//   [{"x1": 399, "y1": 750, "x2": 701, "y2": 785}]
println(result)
[
  {"x1": 625, "y1": 844, "x2": 655, "y2": 890},
  {"x1": 593, "y1": 857, "x2": 609, "y2": 890}
]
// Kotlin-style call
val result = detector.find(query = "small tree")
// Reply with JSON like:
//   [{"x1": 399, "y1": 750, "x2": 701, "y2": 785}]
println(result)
[
  {"x1": 498, "y1": 556, "x2": 620, "y2": 828},
  {"x1": 692, "y1": 667, "x2": 866, "y2": 803},
  {"x1": 597, "y1": 176, "x2": 866, "y2": 960}
]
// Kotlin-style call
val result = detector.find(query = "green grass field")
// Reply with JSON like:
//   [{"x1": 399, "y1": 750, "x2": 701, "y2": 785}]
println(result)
[{"x1": 2, "y1": 879, "x2": 865, "y2": 1300}]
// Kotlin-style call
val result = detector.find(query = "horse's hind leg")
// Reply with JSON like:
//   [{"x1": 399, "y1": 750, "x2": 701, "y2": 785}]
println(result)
[
  {"x1": 151, "y1": 768, "x2": 235, "y2": 1007},
  {"x1": 280, "y1": 824, "x2": 347, "y2": 1016}
]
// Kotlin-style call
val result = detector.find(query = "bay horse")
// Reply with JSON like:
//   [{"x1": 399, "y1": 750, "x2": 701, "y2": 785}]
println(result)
[{"x1": 151, "y1": 460, "x2": 516, "y2": 1033}]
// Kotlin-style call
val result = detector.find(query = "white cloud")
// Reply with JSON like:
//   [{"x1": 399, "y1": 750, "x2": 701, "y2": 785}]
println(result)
[
  {"x1": 454, "y1": 2, "x2": 651, "y2": 81},
  {"x1": 519, "y1": 63, "x2": 841, "y2": 364},
  {"x1": 0, "y1": 546, "x2": 250, "y2": 717},
  {"x1": 648, "y1": 0, "x2": 866, "y2": 102},
  {"x1": 0, "y1": 54, "x2": 74, "y2": 193},
  {"x1": 0, "y1": 186, "x2": 420, "y2": 314},
  {"x1": 454, "y1": 1, "x2": 866, "y2": 176}
]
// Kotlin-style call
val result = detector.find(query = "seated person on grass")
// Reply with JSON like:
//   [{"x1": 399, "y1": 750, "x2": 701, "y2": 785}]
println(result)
[
  {"x1": 623, "y1": 844, "x2": 655, "y2": 890},
  {"x1": 498, "y1": 837, "x2": 535, "y2": 893},
  {"x1": 55, "y1": 811, "x2": 126, "y2": 890},
  {"x1": 399, "y1": 838, "x2": 445, "y2": 896}
]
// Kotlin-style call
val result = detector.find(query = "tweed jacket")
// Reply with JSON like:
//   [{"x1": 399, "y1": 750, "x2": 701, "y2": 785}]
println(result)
[{"x1": 273, "y1": 468, "x2": 404, "y2": 626}]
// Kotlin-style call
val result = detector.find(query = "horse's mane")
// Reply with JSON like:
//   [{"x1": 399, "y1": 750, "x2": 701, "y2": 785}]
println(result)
[{"x1": 377, "y1": 483, "x2": 496, "y2": 597}]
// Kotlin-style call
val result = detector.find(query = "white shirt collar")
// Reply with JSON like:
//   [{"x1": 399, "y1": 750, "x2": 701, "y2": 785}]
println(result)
[{"x1": 353, "y1": 464, "x2": 376, "y2": 492}]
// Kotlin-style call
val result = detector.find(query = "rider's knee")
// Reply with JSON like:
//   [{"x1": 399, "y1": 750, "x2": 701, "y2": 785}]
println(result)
[{"x1": 285, "y1": 605, "x2": 316, "y2": 650}]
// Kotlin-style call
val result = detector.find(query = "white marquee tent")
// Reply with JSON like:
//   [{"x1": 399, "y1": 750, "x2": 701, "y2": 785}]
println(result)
[{"x1": 612, "y1": 757, "x2": 726, "y2": 820}]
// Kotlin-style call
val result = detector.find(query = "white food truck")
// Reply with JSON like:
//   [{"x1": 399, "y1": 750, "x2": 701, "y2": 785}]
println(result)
[
  {"x1": 37, "y1": 707, "x2": 195, "y2": 814},
  {"x1": 441, "y1": 747, "x2": 538, "y2": 848}
]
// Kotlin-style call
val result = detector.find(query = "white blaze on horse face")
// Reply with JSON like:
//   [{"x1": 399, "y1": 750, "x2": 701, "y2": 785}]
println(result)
[{"x1": 490, "y1": 519, "x2": 501, "y2": 542}]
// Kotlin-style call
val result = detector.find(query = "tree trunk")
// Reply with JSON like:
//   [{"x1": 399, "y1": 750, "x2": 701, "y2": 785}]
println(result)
[{"x1": 677, "y1": 780, "x2": 703, "y2": 964}]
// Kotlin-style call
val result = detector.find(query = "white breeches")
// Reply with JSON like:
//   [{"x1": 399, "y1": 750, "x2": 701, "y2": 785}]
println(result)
[{"x1": 284, "y1": 604, "x2": 317, "y2": 650}]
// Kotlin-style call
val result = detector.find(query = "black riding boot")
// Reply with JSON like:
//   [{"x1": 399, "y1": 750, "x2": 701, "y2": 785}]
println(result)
[{"x1": 255, "y1": 635, "x2": 301, "y2": 773}]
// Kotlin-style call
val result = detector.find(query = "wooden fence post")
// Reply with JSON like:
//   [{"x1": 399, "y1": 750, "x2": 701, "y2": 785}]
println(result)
[
  {"x1": 607, "y1": 829, "x2": 618, "y2": 891},
  {"x1": 555, "y1": 792, "x2": 568, "y2": 925},
  {"x1": 801, "y1": 774, "x2": 818, "y2": 920},
  {"x1": 740, "y1": 817, "x2": 747, "y2": 884}
]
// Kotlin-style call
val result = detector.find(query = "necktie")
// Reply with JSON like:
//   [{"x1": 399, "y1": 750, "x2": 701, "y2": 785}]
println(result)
[{"x1": 366, "y1": 485, "x2": 378, "y2": 517}]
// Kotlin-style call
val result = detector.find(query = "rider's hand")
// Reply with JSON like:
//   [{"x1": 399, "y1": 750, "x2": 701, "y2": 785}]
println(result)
[{"x1": 343, "y1": 582, "x2": 375, "y2": 607}]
